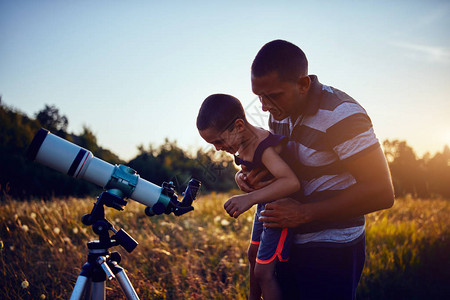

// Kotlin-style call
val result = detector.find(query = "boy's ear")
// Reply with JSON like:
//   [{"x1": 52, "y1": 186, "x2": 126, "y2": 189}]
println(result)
[{"x1": 234, "y1": 118, "x2": 245, "y2": 131}]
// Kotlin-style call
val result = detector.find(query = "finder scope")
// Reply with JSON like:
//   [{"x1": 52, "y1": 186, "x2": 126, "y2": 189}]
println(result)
[{"x1": 27, "y1": 128, "x2": 200, "y2": 216}]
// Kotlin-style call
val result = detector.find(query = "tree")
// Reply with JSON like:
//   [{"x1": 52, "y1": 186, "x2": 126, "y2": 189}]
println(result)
[
  {"x1": 35, "y1": 104, "x2": 68, "y2": 135},
  {"x1": 383, "y1": 139, "x2": 428, "y2": 197},
  {"x1": 426, "y1": 145, "x2": 450, "y2": 198},
  {"x1": 77, "y1": 126, "x2": 99, "y2": 153}
]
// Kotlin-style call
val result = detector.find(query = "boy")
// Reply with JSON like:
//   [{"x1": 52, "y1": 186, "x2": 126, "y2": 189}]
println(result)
[{"x1": 196, "y1": 93, "x2": 301, "y2": 300}]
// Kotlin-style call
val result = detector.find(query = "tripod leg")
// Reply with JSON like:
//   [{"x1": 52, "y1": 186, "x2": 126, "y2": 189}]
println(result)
[
  {"x1": 70, "y1": 263, "x2": 93, "y2": 300},
  {"x1": 92, "y1": 281, "x2": 106, "y2": 300},
  {"x1": 70, "y1": 276, "x2": 90, "y2": 300},
  {"x1": 112, "y1": 262, "x2": 140, "y2": 300}
]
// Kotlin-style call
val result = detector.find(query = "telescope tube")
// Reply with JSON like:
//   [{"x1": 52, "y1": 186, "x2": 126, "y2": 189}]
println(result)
[{"x1": 27, "y1": 128, "x2": 165, "y2": 208}]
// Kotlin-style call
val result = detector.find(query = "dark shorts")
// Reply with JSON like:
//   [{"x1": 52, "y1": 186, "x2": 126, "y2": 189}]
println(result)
[
  {"x1": 276, "y1": 233, "x2": 366, "y2": 300},
  {"x1": 251, "y1": 204, "x2": 293, "y2": 264}
]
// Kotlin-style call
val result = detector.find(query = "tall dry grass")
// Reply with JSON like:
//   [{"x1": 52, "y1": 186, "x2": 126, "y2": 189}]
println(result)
[{"x1": 0, "y1": 193, "x2": 449, "y2": 299}]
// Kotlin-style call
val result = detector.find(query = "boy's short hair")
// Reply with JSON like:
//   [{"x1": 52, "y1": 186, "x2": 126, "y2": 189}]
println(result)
[
  {"x1": 251, "y1": 39, "x2": 308, "y2": 82},
  {"x1": 197, "y1": 94, "x2": 247, "y2": 132}
]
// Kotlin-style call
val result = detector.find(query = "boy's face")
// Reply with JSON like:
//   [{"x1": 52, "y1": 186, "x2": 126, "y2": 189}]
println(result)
[{"x1": 199, "y1": 126, "x2": 240, "y2": 155}]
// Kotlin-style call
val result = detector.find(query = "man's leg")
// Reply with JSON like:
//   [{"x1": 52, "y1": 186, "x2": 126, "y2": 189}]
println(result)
[{"x1": 277, "y1": 234, "x2": 365, "y2": 300}]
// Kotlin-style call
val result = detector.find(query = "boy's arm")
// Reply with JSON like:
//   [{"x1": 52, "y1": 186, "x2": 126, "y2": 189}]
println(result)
[{"x1": 224, "y1": 147, "x2": 300, "y2": 218}]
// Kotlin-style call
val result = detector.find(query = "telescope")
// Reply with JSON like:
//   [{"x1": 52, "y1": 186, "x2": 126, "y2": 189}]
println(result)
[
  {"x1": 27, "y1": 128, "x2": 201, "y2": 299},
  {"x1": 27, "y1": 128, "x2": 201, "y2": 216}
]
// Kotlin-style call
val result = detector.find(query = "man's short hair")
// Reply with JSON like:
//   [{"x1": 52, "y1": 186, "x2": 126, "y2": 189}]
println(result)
[
  {"x1": 196, "y1": 94, "x2": 247, "y2": 132},
  {"x1": 251, "y1": 39, "x2": 308, "y2": 82}
]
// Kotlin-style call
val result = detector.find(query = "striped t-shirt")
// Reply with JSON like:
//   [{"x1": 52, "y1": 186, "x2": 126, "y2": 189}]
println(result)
[{"x1": 270, "y1": 75, "x2": 380, "y2": 246}]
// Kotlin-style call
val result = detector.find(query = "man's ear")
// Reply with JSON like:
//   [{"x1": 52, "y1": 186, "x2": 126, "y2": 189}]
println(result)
[{"x1": 297, "y1": 76, "x2": 311, "y2": 94}]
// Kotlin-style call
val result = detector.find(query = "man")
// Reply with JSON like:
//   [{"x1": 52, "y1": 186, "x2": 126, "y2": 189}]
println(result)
[{"x1": 236, "y1": 40, "x2": 395, "y2": 299}]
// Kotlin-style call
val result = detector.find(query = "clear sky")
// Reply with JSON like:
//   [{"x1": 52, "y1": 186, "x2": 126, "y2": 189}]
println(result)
[{"x1": 1, "y1": 0, "x2": 449, "y2": 161}]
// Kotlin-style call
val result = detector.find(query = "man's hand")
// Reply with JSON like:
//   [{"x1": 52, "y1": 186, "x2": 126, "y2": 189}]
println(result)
[
  {"x1": 235, "y1": 167, "x2": 275, "y2": 193},
  {"x1": 259, "y1": 198, "x2": 312, "y2": 228},
  {"x1": 224, "y1": 194, "x2": 254, "y2": 218},
  {"x1": 235, "y1": 169, "x2": 255, "y2": 193}
]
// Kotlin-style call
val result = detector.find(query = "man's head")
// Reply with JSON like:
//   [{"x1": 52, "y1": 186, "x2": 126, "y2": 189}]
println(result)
[
  {"x1": 251, "y1": 39, "x2": 311, "y2": 121},
  {"x1": 197, "y1": 94, "x2": 248, "y2": 154}
]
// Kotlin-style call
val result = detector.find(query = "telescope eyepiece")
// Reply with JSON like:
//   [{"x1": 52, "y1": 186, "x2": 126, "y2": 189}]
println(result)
[{"x1": 181, "y1": 178, "x2": 201, "y2": 207}]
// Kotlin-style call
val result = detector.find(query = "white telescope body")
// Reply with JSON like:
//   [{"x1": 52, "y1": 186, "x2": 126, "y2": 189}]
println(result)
[{"x1": 28, "y1": 129, "x2": 162, "y2": 208}]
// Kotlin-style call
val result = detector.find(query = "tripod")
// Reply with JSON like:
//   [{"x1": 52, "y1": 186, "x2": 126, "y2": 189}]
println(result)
[
  {"x1": 69, "y1": 178, "x2": 201, "y2": 299},
  {"x1": 70, "y1": 191, "x2": 140, "y2": 300}
]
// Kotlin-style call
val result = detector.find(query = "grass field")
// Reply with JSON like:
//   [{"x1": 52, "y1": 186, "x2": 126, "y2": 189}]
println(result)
[{"x1": 1, "y1": 192, "x2": 449, "y2": 299}]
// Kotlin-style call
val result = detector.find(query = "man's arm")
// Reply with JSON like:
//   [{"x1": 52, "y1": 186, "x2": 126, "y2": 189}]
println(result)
[{"x1": 259, "y1": 146, "x2": 395, "y2": 228}]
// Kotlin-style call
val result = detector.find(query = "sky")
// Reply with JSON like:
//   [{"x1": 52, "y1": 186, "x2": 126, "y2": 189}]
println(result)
[{"x1": 1, "y1": 0, "x2": 449, "y2": 161}]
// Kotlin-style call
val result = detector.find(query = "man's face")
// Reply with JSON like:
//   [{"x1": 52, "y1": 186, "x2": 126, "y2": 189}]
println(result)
[
  {"x1": 251, "y1": 71, "x2": 307, "y2": 121},
  {"x1": 199, "y1": 126, "x2": 240, "y2": 155}
]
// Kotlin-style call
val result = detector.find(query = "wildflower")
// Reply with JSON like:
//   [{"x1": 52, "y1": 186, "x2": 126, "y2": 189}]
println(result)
[
  {"x1": 21, "y1": 280, "x2": 29, "y2": 289},
  {"x1": 0, "y1": 240, "x2": 3, "y2": 249},
  {"x1": 40, "y1": 294, "x2": 46, "y2": 299},
  {"x1": 183, "y1": 220, "x2": 190, "y2": 229},
  {"x1": 247, "y1": 216, "x2": 253, "y2": 222},
  {"x1": 221, "y1": 219, "x2": 230, "y2": 226},
  {"x1": 164, "y1": 235, "x2": 170, "y2": 242},
  {"x1": 214, "y1": 216, "x2": 221, "y2": 223},
  {"x1": 22, "y1": 225, "x2": 29, "y2": 232},
  {"x1": 58, "y1": 248, "x2": 63, "y2": 253},
  {"x1": 10, "y1": 246, "x2": 15, "y2": 251},
  {"x1": 72, "y1": 227, "x2": 79, "y2": 234},
  {"x1": 53, "y1": 227, "x2": 60, "y2": 234},
  {"x1": 30, "y1": 212, "x2": 37, "y2": 219},
  {"x1": 160, "y1": 221, "x2": 170, "y2": 227}
]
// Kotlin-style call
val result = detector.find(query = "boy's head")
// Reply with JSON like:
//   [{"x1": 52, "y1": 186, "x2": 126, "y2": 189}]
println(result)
[
  {"x1": 197, "y1": 94, "x2": 248, "y2": 154},
  {"x1": 197, "y1": 93, "x2": 247, "y2": 132}
]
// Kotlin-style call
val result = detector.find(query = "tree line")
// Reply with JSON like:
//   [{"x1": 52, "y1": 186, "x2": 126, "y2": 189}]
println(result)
[
  {"x1": 1, "y1": 100, "x2": 449, "y2": 200},
  {"x1": 0, "y1": 101, "x2": 237, "y2": 200}
]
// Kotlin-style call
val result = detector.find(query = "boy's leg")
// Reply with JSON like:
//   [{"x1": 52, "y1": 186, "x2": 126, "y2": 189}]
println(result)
[
  {"x1": 248, "y1": 243, "x2": 262, "y2": 300},
  {"x1": 254, "y1": 260, "x2": 282, "y2": 300}
]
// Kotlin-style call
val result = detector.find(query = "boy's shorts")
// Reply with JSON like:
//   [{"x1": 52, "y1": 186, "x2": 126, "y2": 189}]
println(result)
[{"x1": 251, "y1": 204, "x2": 293, "y2": 264}]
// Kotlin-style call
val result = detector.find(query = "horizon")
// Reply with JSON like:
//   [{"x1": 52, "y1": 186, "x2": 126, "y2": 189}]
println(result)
[
  {"x1": 1, "y1": 98, "x2": 449, "y2": 161},
  {"x1": 1, "y1": 1, "x2": 449, "y2": 161}
]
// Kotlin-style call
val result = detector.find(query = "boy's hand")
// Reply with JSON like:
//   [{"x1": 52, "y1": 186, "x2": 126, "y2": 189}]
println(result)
[{"x1": 224, "y1": 194, "x2": 253, "y2": 218}]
